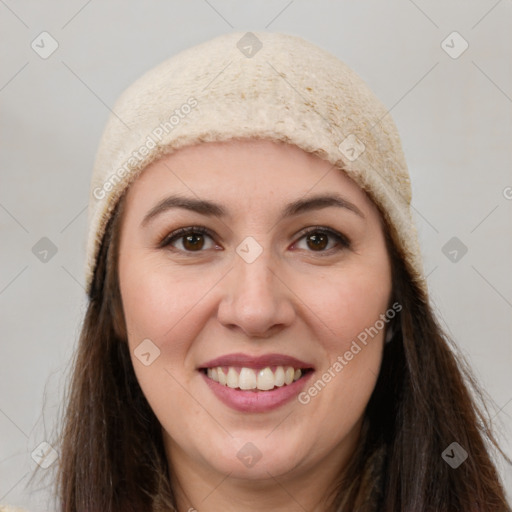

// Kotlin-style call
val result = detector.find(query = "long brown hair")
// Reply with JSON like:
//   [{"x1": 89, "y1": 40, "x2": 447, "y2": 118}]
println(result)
[{"x1": 54, "y1": 190, "x2": 511, "y2": 511}]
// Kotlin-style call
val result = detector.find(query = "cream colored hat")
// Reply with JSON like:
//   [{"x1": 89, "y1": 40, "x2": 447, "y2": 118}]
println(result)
[{"x1": 85, "y1": 30, "x2": 427, "y2": 297}]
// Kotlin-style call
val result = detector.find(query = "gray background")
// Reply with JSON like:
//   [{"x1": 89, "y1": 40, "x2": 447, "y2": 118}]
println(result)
[{"x1": 1, "y1": 0, "x2": 511, "y2": 509}]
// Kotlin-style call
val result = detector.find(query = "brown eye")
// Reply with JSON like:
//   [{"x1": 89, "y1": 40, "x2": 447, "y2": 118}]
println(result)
[
  {"x1": 160, "y1": 227, "x2": 216, "y2": 252},
  {"x1": 305, "y1": 232, "x2": 329, "y2": 251},
  {"x1": 294, "y1": 227, "x2": 350, "y2": 254},
  {"x1": 182, "y1": 233, "x2": 206, "y2": 251}
]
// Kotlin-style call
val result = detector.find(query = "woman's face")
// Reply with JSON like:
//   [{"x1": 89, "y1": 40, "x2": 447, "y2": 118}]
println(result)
[{"x1": 118, "y1": 139, "x2": 392, "y2": 487}]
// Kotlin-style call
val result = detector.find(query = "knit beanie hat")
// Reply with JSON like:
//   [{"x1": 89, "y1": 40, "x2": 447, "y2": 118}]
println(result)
[{"x1": 85, "y1": 30, "x2": 427, "y2": 298}]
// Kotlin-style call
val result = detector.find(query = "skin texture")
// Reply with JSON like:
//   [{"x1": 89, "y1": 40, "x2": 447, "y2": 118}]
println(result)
[{"x1": 117, "y1": 139, "x2": 393, "y2": 512}]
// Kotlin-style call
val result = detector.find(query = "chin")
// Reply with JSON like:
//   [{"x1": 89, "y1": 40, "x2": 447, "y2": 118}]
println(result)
[
  {"x1": 214, "y1": 451, "x2": 304, "y2": 481},
  {"x1": 200, "y1": 432, "x2": 309, "y2": 480}
]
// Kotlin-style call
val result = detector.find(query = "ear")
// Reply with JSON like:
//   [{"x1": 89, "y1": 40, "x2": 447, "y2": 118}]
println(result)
[
  {"x1": 385, "y1": 323, "x2": 395, "y2": 343},
  {"x1": 111, "y1": 290, "x2": 128, "y2": 341},
  {"x1": 384, "y1": 303, "x2": 401, "y2": 344}
]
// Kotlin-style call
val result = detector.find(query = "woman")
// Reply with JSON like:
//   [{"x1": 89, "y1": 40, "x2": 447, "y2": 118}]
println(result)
[{"x1": 39, "y1": 31, "x2": 511, "y2": 511}]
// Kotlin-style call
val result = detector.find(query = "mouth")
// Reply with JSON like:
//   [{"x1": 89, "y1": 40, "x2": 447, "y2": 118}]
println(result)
[
  {"x1": 198, "y1": 352, "x2": 315, "y2": 394},
  {"x1": 199, "y1": 365, "x2": 314, "y2": 392}
]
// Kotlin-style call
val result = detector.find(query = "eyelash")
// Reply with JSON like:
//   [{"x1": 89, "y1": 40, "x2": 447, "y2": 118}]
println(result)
[{"x1": 159, "y1": 225, "x2": 351, "y2": 256}]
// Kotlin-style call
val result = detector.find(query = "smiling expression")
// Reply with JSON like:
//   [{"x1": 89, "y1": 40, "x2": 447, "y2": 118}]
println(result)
[{"x1": 117, "y1": 138, "x2": 393, "y2": 485}]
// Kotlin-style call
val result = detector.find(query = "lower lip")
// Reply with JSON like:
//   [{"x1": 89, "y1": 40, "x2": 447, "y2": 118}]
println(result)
[{"x1": 200, "y1": 370, "x2": 314, "y2": 413}]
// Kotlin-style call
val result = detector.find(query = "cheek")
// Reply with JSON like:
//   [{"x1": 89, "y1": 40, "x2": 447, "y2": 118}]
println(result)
[
  {"x1": 298, "y1": 255, "x2": 391, "y2": 413},
  {"x1": 311, "y1": 261, "x2": 392, "y2": 348},
  {"x1": 120, "y1": 263, "x2": 212, "y2": 428},
  {"x1": 298, "y1": 273, "x2": 388, "y2": 444},
  {"x1": 121, "y1": 260, "x2": 206, "y2": 343}
]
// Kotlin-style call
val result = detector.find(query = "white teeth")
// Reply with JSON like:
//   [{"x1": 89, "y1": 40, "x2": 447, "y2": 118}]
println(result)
[
  {"x1": 284, "y1": 367, "x2": 294, "y2": 385},
  {"x1": 238, "y1": 368, "x2": 257, "y2": 390},
  {"x1": 205, "y1": 365, "x2": 304, "y2": 391},
  {"x1": 217, "y1": 367, "x2": 227, "y2": 385},
  {"x1": 227, "y1": 367, "x2": 238, "y2": 388},
  {"x1": 274, "y1": 366, "x2": 285, "y2": 387},
  {"x1": 257, "y1": 367, "x2": 275, "y2": 390}
]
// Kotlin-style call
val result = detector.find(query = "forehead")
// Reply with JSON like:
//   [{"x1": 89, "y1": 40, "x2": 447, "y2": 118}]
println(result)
[{"x1": 122, "y1": 138, "x2": 380, "y2": 221}]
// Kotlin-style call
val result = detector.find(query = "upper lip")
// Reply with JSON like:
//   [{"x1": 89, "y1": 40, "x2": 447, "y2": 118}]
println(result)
[{"x1": 199, "y1": 352, "x2": 314, "y2": 370}]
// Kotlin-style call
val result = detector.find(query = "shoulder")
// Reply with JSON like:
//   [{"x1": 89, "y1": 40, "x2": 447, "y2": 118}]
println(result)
[{"x1": 0, "y1": 506, "x2": 29, "y2": 512}]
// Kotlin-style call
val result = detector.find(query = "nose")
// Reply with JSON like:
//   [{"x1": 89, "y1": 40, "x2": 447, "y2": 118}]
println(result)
[{"x1": 216, "y1": 245, "x2": 295, "y2": 339}]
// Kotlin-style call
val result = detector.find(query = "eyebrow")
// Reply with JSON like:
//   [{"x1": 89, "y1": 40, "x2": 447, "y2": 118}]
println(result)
[{"x1": 141, "y1": 193, "x2": 365, "y2": 227}]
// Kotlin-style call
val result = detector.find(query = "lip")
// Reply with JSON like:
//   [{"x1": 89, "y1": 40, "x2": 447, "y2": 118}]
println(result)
[
  {"x1": 200, "y1": 370, "x2": 314, "y2": 413},
  {"x1": 199, "y1": 352, "x2": 314, "y2": 370}
]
